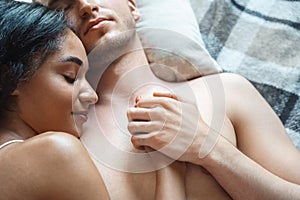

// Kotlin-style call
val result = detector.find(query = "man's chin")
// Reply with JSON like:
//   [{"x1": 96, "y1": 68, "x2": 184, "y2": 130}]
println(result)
[{"x1": 87, "y1": 30, "x2": 136, "y2": 65}]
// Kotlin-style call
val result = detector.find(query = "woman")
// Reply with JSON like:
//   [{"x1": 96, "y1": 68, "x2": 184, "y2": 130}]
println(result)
[{"x1": 0, "y1": 1, "x2": 109, "y2": 199}]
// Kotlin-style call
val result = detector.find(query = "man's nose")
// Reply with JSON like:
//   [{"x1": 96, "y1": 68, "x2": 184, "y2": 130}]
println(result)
[{"x1": 79, "y1": 0, "x2": 100, "y2": 19}]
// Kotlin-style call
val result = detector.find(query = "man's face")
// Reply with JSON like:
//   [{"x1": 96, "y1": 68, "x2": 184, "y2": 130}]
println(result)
[{"x1": 37, "y1": 0, "x2": 139, "y2": 53}]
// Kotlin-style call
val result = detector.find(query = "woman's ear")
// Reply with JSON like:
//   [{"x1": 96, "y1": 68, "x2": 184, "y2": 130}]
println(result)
[
  {"x1": 128, "y1": 0, "x2": 140, "y2": 22},
  {"x1": 11, "y1": 88, "x2": 20, "y2": 96}
]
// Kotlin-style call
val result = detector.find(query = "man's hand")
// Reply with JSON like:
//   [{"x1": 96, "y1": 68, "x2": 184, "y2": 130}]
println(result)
[{"x1": 127, "y1": 92, "x2": 211, "y2": 164}]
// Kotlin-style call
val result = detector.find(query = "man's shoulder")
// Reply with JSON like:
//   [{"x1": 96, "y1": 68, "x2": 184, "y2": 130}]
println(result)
[{"x1": 192, "y1": 72, "x2": 249, "y2": 84}]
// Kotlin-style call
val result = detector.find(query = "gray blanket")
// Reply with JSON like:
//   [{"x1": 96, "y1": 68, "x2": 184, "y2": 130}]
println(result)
[{"x1": 190, "y1": 0, "x2": 300, "y2": 149}]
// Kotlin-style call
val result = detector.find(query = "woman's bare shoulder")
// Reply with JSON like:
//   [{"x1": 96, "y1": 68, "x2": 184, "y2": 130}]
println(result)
[
  {"x1": 1, "y1": 132, "x2": 88, "y2": 169},
  {"x1": 0, "y1": 132, "x2": 110, "y2": 200},
  {"x1": 23, "y1": 131, "x2": 87, "y2": 157}
]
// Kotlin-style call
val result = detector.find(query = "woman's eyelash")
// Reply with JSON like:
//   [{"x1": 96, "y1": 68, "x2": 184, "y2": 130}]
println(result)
[{"x1": 63, "y1": 75, "x2": 76, "y2": 84}]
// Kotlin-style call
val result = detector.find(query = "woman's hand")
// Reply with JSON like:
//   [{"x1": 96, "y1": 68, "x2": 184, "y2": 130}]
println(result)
[{"x1": 127, "y1": 92, "x2": 213, "y2": 164}]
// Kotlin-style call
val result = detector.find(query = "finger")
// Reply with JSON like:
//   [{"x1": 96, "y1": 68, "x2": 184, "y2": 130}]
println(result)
[
  {"x1": 144, "y1": 146, "x2": 155, "y2": 152},
  {"x1": 131, "y1": 140, "x2": 146, "y2": 150},
  {"x1": 128, "y1": 121, "x2": 163, "y2": 135},
  {"x1": 153, "y1": 91, "x2": 194, "y2": 105},
  {"x1": 135, "y1": 95, "x2": 142, "y2": 104},
  {"x1": 127, "y1": 107, "x2": 151, "y2": 121},
  {"x1": 153, "y1": 91, "x2": 179, "y2": 101},
  {"x1": 131, "y1": 131, "x2": 158, "y2": 149},
  {"x1": 131, "y1": 135, "x2": 148, "y2": 149},
  {"x1": 136, "y1": 96, "x2": 178, "y2": 110}
]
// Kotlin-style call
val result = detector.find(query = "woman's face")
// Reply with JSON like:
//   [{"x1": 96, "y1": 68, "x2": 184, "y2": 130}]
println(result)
[{"x1": 15, "y1": 30, "x2": 97, "y2": 137}]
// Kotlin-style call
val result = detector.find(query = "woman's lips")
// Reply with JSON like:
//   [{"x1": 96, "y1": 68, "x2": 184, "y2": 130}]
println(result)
[{"x1": 72, "y1": 112, "x2": 88, "y2": 124}]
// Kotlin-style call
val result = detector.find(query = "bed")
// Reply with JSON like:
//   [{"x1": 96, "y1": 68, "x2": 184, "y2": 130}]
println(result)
[
  {"x1": 136, "y1": 0, "x2": 299, "y2": 149},
  {"x1": 188, "y1": 0, "x2": 300, "y2": 149}
]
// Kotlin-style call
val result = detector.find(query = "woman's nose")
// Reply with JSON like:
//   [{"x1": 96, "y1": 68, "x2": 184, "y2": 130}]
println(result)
[{"x1": 79, "y1": 80, "x2": 98, "y2": 105}]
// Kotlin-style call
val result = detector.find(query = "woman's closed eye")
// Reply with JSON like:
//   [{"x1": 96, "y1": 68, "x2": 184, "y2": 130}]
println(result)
[
  {"x1": 63, "y1": 75, "x2": 77, "y2": 84},
  {"x1": 59, "y1": 56, "x2": 83, "y2": 84}
]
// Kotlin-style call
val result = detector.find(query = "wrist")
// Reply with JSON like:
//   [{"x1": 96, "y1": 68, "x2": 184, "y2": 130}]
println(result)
[
  {"x1": 195, "y1": 133, "x2": 232, "y2": 168},
  {"x1": 187, "y1": 124, "x2": 217, "y2": 166}
]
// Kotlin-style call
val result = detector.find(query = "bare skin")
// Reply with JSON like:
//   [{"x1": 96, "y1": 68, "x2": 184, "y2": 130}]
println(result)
[
  {"x1": 35, "y1": 0, "x2": 300, "y2": 199},
  {"x1": 0, "y1": 30, "x2": 110, "y2": 200},
  {"x1": 83, "y1": 43, "x2": 300, "y2": 199},
  {"x1": 0, "y1": 132, "x2": 110, "y2": 200}
]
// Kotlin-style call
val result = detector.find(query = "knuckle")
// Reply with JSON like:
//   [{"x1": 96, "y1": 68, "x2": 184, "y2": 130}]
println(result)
[
  {"x1": 153, "y1": 121, "x2": 163, "y2": 130},
  {"x1": 149, "y1": 132, "x2": 160, "y2": 143},
  {"x1": 127, "y1": 109, "x2": 133, "y2": 119},
  {"x1": 131, "y1": 136, "x2": 140, "y2": 147},
  {"x1": 152, "y1": 106, "x2": 165, "y2": 116},
  {"x1": 161, "y1": 99, "x2": 171, "y2": 108},
  {"x1": 127, "y1": 122, "x2": 136, "y2": 133}
]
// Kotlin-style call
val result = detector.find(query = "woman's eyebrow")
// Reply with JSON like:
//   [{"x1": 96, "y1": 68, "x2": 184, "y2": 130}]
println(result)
[{"x1": 60, "y1": 56, "x2": 83, "y2": 67}]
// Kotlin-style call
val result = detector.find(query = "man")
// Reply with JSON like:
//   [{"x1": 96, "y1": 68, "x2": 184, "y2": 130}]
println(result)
[{"x1": 35, "y1": 0, "x2": 300, "y2": 199}]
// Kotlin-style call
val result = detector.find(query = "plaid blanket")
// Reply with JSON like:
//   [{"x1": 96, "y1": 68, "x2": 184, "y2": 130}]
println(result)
[{"x1": 190, "y1": 0, "x2": 300, "y2": 149}]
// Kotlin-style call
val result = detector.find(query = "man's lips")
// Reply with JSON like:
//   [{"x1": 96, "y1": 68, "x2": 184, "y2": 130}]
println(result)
[{"x1": 84, "y1": 17, "x2": 112, "y2": 35}]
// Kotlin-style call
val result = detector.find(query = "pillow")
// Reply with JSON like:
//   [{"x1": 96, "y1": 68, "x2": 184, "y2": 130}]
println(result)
[{"x1": 136, "y1": 0, "x2": 222, "y2": 81}]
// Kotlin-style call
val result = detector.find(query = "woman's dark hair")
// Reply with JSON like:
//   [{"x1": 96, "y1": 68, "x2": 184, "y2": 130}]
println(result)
[{"x1": 0, "y1": 0, "x2": 68, "y2": 117}]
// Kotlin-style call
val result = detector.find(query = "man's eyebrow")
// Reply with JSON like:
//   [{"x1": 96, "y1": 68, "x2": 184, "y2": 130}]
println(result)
[
  {"x1": 48, "y1": 0, "x2": 57, "y2": 7},
  {"x1": 48, "y1": 0, "x2": 73, "y2": 8},
  {"x1": 60, "y1": 56, "x2": 83, "y2": 67}
]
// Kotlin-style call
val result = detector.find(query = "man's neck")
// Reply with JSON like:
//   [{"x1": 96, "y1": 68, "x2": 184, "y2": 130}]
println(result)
[{"x1": 89, "y1": 34, "x2": 164, "y2": 105}]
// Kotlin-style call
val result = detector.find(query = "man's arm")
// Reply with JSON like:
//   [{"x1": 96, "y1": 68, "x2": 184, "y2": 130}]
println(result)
[
  {"x1": 222, "y1": 73, "x2": 300, "y2": 185},
  {"x1": 199, "y1": 134, "x2": 300, "y2": 199},
  {"x1": 204, "y1": 73, "x2": 300, "y2": 199},
  {"x1": 128, "y1": 73, "x2": 300, "y2": 199}
]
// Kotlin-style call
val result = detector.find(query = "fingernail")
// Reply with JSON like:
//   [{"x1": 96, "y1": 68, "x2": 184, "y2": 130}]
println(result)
[{"x1": 135, "y1": 96, "x2": 142, "y2": 104}]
